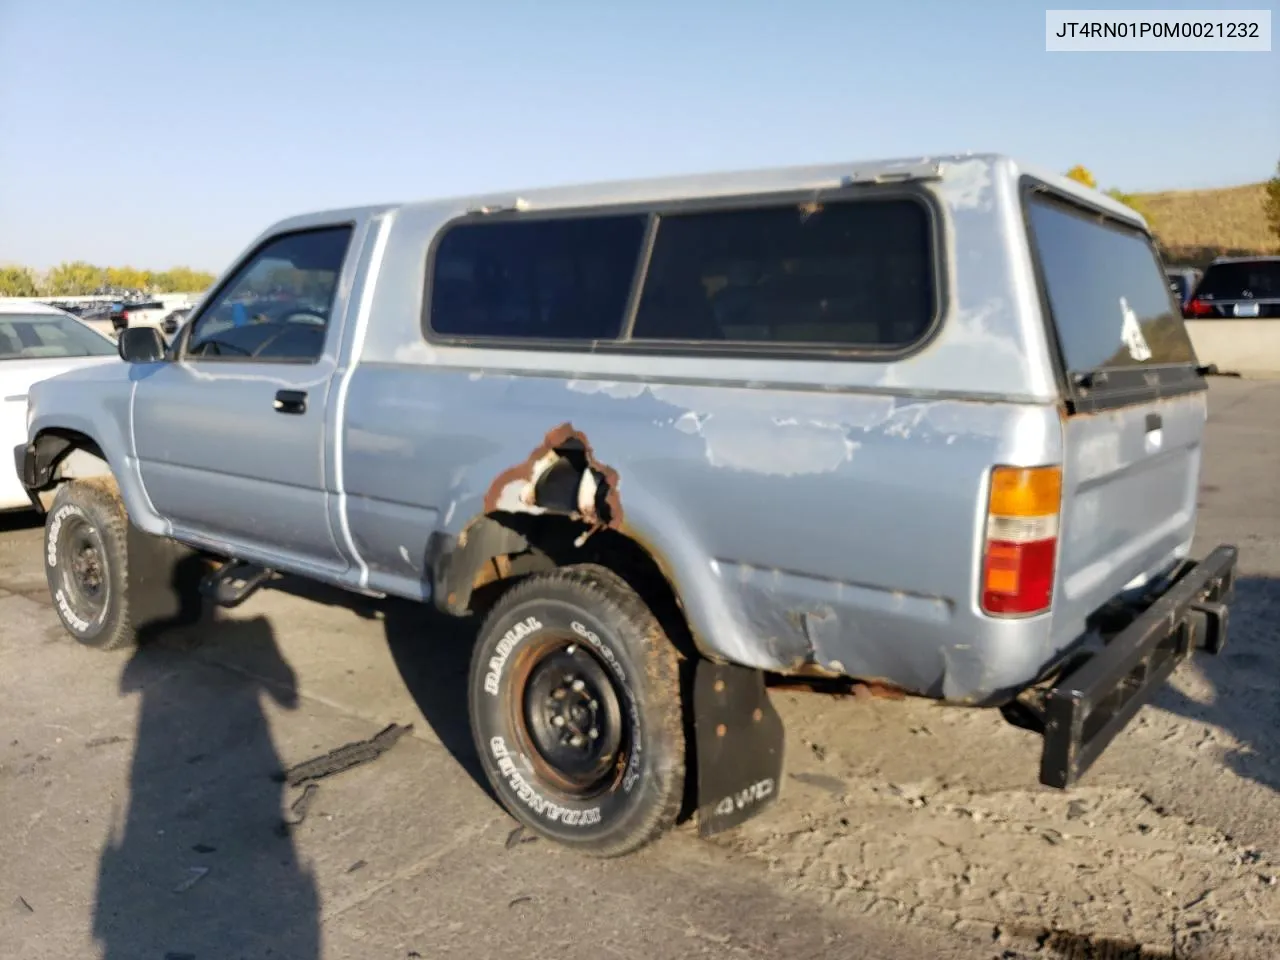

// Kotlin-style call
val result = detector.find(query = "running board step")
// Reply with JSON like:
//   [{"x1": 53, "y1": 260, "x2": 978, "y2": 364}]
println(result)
[{"x1": 199, "y1": 560, "x2": 275, "y2": 608}]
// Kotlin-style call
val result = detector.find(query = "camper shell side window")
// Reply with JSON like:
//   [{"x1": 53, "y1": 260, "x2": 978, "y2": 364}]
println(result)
[{"x1": 421, "y1": 188, "x2": 944, "y2": 361}]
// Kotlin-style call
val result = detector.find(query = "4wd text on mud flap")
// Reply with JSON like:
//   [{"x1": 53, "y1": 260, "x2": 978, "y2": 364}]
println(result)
[{"x1": 713, "y1": 777, "x2": 775, "y2": 817}]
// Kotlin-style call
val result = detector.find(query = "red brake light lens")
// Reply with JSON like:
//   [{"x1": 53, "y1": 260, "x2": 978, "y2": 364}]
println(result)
[
  {"x1": 1184, "y1": 298, "x2": 1214, "y2": 317},
  {"x1": 982, "y1": 537, "x2": 1057, "y2": 615}
]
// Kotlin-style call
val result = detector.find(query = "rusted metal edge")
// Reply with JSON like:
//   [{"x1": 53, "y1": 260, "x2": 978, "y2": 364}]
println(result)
[{"x1": 481, "y1": 422, "x2": 625, "y2": 531}]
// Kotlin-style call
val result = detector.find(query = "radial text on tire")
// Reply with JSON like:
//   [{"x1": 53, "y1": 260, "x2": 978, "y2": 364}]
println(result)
[{"x1": 467, "y1": 564, "x2": 686, "y2": 857}]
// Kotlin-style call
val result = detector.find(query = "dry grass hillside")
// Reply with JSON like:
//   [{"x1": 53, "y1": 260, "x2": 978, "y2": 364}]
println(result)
[{"x1": 1136, "y1": 181, "x2": 1278, "y2": 266}]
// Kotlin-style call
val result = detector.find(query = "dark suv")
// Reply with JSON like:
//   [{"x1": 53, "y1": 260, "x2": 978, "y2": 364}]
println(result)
[
  {"x1": 1184, "y1": 256, "x2": 1280, "y2": 319},
  {"x1": 1166, "y1": 267, "x2": 1201, "y2": 309}
]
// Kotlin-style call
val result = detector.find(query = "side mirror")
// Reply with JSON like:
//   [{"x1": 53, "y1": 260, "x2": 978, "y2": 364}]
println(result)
[{"x1": 118, "y1": 326, "x2": 168, "y2": 364}]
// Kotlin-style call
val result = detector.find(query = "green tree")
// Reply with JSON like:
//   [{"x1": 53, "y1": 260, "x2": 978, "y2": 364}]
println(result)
[
  {"x1": 105, "y1": 266, "x2": 155, "y2": 292},
  {"x1": 1065, "y1": 165, "x2": 1152, "y2": 225},
  {"x1": 1264, "y1": 157, "x2": 1280, "y2": 248},
  {"x1": 43, "y1": 261, "x2": 105, "y2": 296},
  {"x1": 0, "y1": 266, "x2": 39, "y2": 297},
  {"x1": 1105, "y1": 187, "x2": 1151, "y2": 222},
  {"x1": 153, "y1": 266, "x2": 216, "y2": 293},
  {"x1": 1065, "y1": 165, "x2": 1098, "y2": 189}
]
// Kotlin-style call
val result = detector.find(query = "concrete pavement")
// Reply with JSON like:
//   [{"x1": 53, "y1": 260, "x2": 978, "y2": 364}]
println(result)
[{"x1": 3, "y1": 378, "x2": 1279, "y2": 959}]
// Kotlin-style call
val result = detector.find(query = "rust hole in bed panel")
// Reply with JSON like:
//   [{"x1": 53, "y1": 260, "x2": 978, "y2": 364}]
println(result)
[{"x1": 483, "y1": 423, "x2": 624, "y2": 534}]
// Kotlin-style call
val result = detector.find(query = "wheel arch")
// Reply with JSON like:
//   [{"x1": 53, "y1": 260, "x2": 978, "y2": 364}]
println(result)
[
  {"x1": 432, "y1": 511, "x2": 699, "y2": 662},
  {"x1": 23, "y1": 427, "x2": 165, "y2": 536},
  {"x1": 431, "y1": 421, "x2": 785, "y2": 672},
  {"x1": 25, "y1": 428, "x2": 112, "y2": 510}
]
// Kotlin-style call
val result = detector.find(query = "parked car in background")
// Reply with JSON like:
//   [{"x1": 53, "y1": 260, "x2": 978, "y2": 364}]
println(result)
[
  {"x1": 77, "y1": 303, "x2": 117, "y2": 339},
  {"x1": 0, "y1": 300, "x2": 119, "y2": 511},
  {"x1": 47, "y1": 301, "x2": 89, "y2": 318},
  {"x1": 1183, "y1": 256, "x2": 1280, "y2": 319},
  {"x1": 109, "y1": 298, "x2": 167, "y2": 333},
  {"x1": 1166, "y1": 267, "x2": 1201, "y2": 309}
]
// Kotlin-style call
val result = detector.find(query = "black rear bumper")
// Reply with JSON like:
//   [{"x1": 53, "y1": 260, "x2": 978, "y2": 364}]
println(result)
[{"x1": 1033, "y1": 544, "x2": 1237, "y2": 789}]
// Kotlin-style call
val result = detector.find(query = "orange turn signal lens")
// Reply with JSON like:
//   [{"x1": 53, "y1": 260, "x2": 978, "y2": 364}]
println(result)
[
  {"x1": 987, "y1": 466, "x2": 1062, "y2": 519},
  {"x1": 981, "y1": 465, "x2": 1062, "y2": 616}
]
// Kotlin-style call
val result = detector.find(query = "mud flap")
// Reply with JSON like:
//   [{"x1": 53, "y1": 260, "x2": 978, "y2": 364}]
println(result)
[{"x1": 693, "y1": 659, "x2": 785, "y2": 837}]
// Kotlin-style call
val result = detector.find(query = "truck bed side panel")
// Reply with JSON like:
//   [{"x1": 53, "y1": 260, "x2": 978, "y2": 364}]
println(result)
[{"x1": 342, "y1": 364, "x2": 1068, "y2": 703}]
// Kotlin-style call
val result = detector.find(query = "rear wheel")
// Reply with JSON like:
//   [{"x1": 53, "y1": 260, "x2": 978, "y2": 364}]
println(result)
[{"x1": 468, "y1": 564, "x2": 685, "y2": 857}]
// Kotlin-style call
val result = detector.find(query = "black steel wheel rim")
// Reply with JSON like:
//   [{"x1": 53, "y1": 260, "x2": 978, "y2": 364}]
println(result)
[
  {"x1": 58, "y1": 515, "x2": 107, "y2": 620},
  {"x1": 518, "y1": 639, "x2": 626, "y2": 795}
]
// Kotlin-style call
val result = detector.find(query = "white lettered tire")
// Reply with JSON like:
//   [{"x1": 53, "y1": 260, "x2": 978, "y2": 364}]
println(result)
[
  {"x1": 44, "y1": 479, "x2": 137, "y2": 650},
  {"x1": 468, "y1": 564, "x2": 685, "y2": 857}
]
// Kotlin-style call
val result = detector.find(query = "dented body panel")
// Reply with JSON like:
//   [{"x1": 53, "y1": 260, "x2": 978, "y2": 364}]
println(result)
[
  {"x1": 22, "y1": 153, "x2": 1210, "y2": 706},
  {"x1": 342, "y1": 367, "x2": 1068, "y2": 702}
]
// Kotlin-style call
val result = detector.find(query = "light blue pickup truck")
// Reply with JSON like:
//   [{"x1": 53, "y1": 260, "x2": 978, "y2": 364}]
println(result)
[{"x1": 17, "y1": 154, "x2": 1237, "y2": 856}]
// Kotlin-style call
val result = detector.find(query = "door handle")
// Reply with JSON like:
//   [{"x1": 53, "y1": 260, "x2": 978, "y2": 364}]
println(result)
[
  {"x1": 274, "y1": 390, "x2": 307, "y2": 415},
  {"x1": 1145, "y1": 413, "x2": 1162, "y2": 433}
]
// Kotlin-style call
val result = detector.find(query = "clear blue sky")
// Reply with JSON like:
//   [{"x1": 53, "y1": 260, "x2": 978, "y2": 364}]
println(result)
[{"x1": 2, "y1": 0, "x2": 1276, "y2": 273}]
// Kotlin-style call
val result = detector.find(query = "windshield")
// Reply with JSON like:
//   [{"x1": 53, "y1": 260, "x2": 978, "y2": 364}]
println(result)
[
  {"x1": 1194, "y1": 260, "x2": 1280, "y2": 300},
  {"x1": 1027, "y1": 193, "x2": 1196, "y2": 373},
  {"x1": 0, "y1": 314, "x2": 117, "y2": 360}
]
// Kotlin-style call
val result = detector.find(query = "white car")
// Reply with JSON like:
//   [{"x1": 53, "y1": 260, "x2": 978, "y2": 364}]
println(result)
[{"x1": 0, "y1": 299, "x2": 120, "y2": 511}]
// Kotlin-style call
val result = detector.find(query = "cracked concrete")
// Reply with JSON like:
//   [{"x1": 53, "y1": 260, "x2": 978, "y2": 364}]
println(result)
[{"x1": 0, "y1": 533, "x2": 979, "y2": 960}]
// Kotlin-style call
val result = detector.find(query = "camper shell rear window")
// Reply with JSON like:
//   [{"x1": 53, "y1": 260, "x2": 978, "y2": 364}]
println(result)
[{"x1": 1023, "y1": 184, "x2": 1203, "y2": 410}]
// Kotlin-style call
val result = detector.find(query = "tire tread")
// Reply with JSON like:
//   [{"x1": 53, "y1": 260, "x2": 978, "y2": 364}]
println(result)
[
  {"x1": 46, "y1": 479, "x2": 137, "y2": 650},
  {"x1": 471, "y1": 563, "x2": 685, "y2": 857}
]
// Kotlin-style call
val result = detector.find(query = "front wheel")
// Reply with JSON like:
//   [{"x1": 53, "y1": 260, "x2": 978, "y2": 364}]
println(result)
[
  {"x1": 468, "y1": 565, "x2": 686, "y2": 857},
  {"x1": 44, "y1": 479, "x2": 136, "y2": 650}
]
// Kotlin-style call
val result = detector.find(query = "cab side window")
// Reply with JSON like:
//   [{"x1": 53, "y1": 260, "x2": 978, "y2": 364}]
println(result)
[{"x1": 185, "y1": 226, "x2": 353, "y2": 362}]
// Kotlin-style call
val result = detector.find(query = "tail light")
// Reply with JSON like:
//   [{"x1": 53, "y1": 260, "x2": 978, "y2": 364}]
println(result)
[
  {"x1": 981, "y1": 465, "x2": 1061, "y2": 616},
  {"x1": 1184, "y1": 298, "x2": 1214, "y2": 318}
]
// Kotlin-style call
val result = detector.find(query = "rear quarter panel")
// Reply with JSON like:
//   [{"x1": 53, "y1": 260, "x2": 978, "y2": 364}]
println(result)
[{"x1": 343, "y1": 368, "x2": 1068, "y2": 701}]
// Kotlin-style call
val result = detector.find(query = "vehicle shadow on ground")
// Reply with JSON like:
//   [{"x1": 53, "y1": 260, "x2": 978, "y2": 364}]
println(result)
[
  {"x1": 94, "y1": 561, "x2": 320, "y2": 959},
  {"x1": 1157, "y1": 574, "x2": 1280, "y2": 794},
  {"x1": 273, "y1": 576, "x2": 496, "y2": 801},
  {"x1": 0, "y1": 509, "x2": 44, "y2": 534}
]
